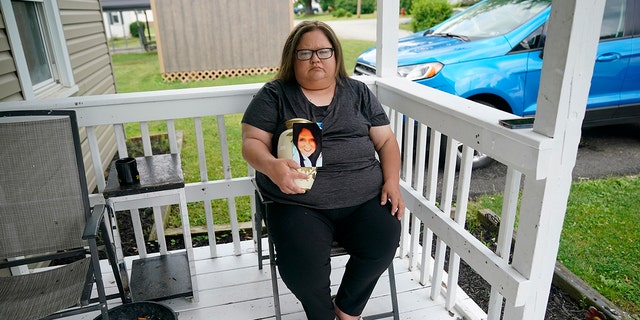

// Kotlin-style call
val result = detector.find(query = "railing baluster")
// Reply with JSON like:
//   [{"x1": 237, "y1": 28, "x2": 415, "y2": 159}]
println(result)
[
  {"x1": 431, "y1": 136, "x2": 457, "y2": 300},
  {"x1": 130, "y1": 208, "x2": 147, "y2": 258},
  {"x1": 140, "y1": 121, "x2": 152, "y2": 156},
  {"x1": 393, "y1": 110, "x2": 411, "y2": 258},
  {"x1": 86, "y1": 126, "x2": 106, "y2": 192},
  {"x1": 167, "y1": 119, "x2": 178, "y2": 154},
  {"x1": 194, "y1": 117, "x2": 217, "y2": 257},
  {"x1": 217, "y1": 115, "x2": 241, "y2": 255},
  {"x1": 420, "y1": 128, "x2": 440, "y2": 285},
  {"x1": 403, "y1": 116, "x2": 421, "y2": 269},
  {"x1": 411, "y1": 123, "x2": 427, "y2": 272},
  {"x1": 137, "y1": 120, "x2": 168, "y2": 253},
  {"x1": 487, "y1": 167, "x2": 523, "y2": 318},
  {"x1": 446, "y1": 145, "x2": 473, "y2": 310},
  {"x1": 114, "y1": 123, "x2": 128, "y2": 158}
]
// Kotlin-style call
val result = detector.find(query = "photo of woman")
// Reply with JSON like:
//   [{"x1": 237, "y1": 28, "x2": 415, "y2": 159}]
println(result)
[{"x1": 292, "y1": 122, "x2": 322, "y2": 167}]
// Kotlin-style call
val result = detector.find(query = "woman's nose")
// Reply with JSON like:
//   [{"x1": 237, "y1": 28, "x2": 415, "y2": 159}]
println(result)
[{"x1": 310, "y1": 52, "x2": 321, "y2": 61}]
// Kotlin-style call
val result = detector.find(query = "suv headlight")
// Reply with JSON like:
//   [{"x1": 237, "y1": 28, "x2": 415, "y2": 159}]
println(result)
[{"x1": 397, "y1": 62, "x2": 443, "y2": 81}]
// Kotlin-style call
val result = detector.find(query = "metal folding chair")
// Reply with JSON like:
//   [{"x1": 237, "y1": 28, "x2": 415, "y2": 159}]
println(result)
[{"x1": 254, "y1": 186, "x2": 400, "y2": 320}]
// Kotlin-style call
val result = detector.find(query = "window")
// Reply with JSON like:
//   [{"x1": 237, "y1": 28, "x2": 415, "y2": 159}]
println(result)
[
  {"x1": 109, "y1": 12, "x2": 120, "y2": 25},
  {"x1": 513, "y1": 25, "x2": 546, "y2": 52},
  {"x1": 600, "y1": 0, "x2": 626, "y2": 39},
  {"x1": 1, "y1": 0, "x2": 77, "y2": 99}
]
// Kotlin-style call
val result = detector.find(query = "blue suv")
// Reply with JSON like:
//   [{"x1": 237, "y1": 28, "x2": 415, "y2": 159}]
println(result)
[{"x1": 355, "y1": 0, "x2": 640, "y2": 128}]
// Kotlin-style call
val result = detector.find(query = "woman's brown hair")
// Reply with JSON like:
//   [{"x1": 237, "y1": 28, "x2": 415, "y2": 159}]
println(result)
[{"x1": 275, "y1": 20, "x2": 349, "y2": 83}]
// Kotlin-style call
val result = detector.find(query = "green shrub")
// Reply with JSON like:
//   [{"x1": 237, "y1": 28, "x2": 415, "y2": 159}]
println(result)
[
  {"x1": 332, "y1": 8, "x2": 353, "y2": 17},
  {"x1": 320, "y1": 0, "x2": 334, "y2": 12},
  {"x1": 410, "y1": 0, "x2": 453, "y2": 32},
  {"x1": 334, "y1": 0, "x2": 376, "y2": 14},
  {"x1": 129, "y1": 22, "x2": 146, "y2": 38}
]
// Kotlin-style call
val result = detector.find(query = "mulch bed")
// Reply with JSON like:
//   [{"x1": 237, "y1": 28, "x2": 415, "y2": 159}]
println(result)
[
  {"x1": 114, "y1": 208, "x2": 247, "y2": 256},
  {"x1": 114, "y1": 208, "x2": 587, "y2": 319},
  {"x1": 454, "y1": 226, "x2": 587, "y2": 319}
]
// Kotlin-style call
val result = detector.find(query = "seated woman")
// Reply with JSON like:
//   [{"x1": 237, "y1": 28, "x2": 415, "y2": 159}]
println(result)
[{"x1": 241, "y1": 20, "x2": 404, "y2": 320}]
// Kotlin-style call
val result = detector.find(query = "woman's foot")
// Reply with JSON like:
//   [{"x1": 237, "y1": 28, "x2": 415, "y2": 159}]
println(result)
[{"x1": 333, "y1": 298, "x2": 362, "y2": 320}]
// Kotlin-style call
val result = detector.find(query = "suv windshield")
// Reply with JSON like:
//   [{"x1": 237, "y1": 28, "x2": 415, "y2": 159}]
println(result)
[{"x1": 430, "y1": 0, "x2": 551, "y2": 39}]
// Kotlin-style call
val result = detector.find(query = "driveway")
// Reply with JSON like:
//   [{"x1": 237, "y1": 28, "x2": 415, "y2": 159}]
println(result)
[{"x1": 465, "y1": 122, "x2": 640, "y2": 198}]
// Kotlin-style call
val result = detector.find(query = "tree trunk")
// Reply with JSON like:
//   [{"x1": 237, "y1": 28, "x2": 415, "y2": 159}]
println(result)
[{"x1": 305, "y1": 0, "x2": 314, "y2": 16}]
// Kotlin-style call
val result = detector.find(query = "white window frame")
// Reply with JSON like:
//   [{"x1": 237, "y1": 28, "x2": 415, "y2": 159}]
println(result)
[{"x1": 1, "y1": 0, "x2": 78, "y2": 100}]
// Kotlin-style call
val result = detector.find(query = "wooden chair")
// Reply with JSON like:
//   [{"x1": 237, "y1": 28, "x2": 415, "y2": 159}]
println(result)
[
  {"x1": 0, "y1": 110, "x2": 127, "y2": 319},
  {"x1": 254, "y1": 186, "x2": 400, "y2": 320}
]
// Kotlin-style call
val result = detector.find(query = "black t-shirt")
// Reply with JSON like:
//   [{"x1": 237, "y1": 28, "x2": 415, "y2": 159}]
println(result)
[{"x1": 242, "y1": 77, "x2": 390, "y2": 209}]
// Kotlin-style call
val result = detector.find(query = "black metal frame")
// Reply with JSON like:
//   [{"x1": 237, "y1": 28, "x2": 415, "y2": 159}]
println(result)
[{"x1": 0, "y1": 110, "x2": 128, "y2": 319}]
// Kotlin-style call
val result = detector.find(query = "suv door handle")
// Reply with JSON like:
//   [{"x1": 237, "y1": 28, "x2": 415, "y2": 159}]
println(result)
[{"x1": 596, "y1": 53, "x2": 621, "y2": 62}]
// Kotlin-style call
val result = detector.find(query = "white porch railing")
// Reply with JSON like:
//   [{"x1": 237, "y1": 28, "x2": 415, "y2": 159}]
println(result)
[{"x1": 0, "y1": 75, "x2": 560, "y2": 319}]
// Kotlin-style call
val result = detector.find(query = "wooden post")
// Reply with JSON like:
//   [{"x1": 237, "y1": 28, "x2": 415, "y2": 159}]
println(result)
[
  {"x1": 375, "y1": 0, "x2": 399, "y2": 78},
  {"x1": 504, "y1": 0, "x2": 605, "y2": 318}
]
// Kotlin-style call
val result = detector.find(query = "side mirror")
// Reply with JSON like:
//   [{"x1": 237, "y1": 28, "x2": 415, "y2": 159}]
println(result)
[{"x1": 538, "y1": 35, "x2": 547, "y2": 59}]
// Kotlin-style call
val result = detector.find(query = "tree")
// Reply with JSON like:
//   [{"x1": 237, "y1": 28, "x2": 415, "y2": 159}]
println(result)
[{"x1": 304, "y1": 0, "x2": 315, "y2": 15}]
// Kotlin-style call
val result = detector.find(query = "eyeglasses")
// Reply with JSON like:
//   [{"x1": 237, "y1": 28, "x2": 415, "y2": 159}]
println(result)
[{"x1": 295, "y1": 48, "x2": 334, "y2": 61}]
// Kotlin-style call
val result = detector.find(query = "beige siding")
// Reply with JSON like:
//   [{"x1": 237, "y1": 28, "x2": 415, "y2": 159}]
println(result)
[
  {"x1": 0, "y1": 1, "x2": 117, "y2": 191},
  {"x1": 70, "y1": 43, "x2": 110, "y2": 69},
  {"x1": 58, "y1": 0, "x2": 116, "y2": 96},
  {"x1": 0, "y1": 73, "x2": 21, "y2": 101},
  {"x1": 0, "y1": 52, "x2": 14, "y2": 71},
  {"x1": 0, "y1": 11, "x2": 22, "y2": 101},
  {"x1": 64, "y1": 22, "x2": 105, "y2": 40},
  {"x1": 152, "y1": 0, "x2": 291, "y2": 74},
  {"x1": 0, "y1": 29, "x2": 10, "y2": 51},
  {"x1": 79, "y1": 65, "x2": 117, "y2": 96},
  {"x1": 73, "y1": 51, "x2": 111, "y2": 80},
  {"x1": 57, "y1": 0, "x2": 117, "y2": 192}
]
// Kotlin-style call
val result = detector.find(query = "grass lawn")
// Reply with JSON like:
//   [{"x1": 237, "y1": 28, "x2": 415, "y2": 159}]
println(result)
[
  {"x1": 111, "y1": 34, "x2": 639, "y2": 317},
  {"x1": 468, "y1": 176, "x2": 640, "y2": 316}
]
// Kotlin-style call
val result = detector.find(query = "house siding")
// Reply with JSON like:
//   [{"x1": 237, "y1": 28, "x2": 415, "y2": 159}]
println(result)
[
  {"x1": 58, "y1": 0, "x2": 118, "y2": 191},
  {"x1": 0, "y1": 12, "x2": 21, "y2": 101},
  {"x1": 0, "y1": 0, "x2": 118, "y2": 192},
  {"x1": 58, "y1": 0, "x2": 117, "y2": 96}
]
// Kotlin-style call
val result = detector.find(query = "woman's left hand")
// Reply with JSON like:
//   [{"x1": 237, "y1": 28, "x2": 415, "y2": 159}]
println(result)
[{"x1": 381, "y1": 182, "x2": 405, "y2": 220}]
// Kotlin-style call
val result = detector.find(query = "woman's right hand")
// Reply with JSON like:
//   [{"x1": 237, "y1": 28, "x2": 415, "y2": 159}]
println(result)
[
  {"x1": 267, "y1": 158, "x2": 309, "y2": 194},
  {"x1": 242, "y1": 123, "x2": 308, "y2": 194}
]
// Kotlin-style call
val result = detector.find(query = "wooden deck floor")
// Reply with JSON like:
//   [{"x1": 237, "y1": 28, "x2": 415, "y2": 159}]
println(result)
[{"x1": 63, "y1": 240, "x2": 483, "y2": 320}]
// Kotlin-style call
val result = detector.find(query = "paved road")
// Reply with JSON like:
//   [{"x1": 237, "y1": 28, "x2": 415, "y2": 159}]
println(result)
[
  {"x1": 466, "y1": 122, "x2": 640, "y2": 198},
  {"x1": 295, "y1": 18, "x2": 413, "y2": 41}
]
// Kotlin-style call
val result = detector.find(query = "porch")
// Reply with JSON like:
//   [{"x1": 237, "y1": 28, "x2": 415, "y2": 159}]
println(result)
[
  {"x1": 61, "y1": 240, "x2": 479, "y2": 320},
  {"x1": 5, "y1": 76, "x2": 553, "y2": 320},
  {"x1": 0, "y1": 1, "x2": 604, "y2": 318}
]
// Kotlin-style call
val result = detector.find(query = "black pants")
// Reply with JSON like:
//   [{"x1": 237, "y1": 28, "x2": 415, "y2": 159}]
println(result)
[{"x1": 267, "y1": 196, "x2": 401, "y2": 320}]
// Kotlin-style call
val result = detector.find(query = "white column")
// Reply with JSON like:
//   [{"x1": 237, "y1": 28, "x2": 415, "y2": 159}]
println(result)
[
  {"x1": 376, "y1": 0, "x2": 399, "y2": 78},
  {"x1": 505, "y1": 0, "x2": 606, "y2": 319}
]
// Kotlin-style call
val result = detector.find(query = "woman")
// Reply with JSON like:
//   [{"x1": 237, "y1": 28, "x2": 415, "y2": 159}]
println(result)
[{"x1": 242, "y1": 20, "x2": 404, "y2": 320}]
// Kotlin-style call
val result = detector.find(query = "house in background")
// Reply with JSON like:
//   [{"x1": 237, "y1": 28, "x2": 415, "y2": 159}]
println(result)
[
  {"x1": 0, "y1": 0, "x2": 117, "y2": 191},
  {"x1": 101, "y1": 0, "x2": 154, "y2": 52}
]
